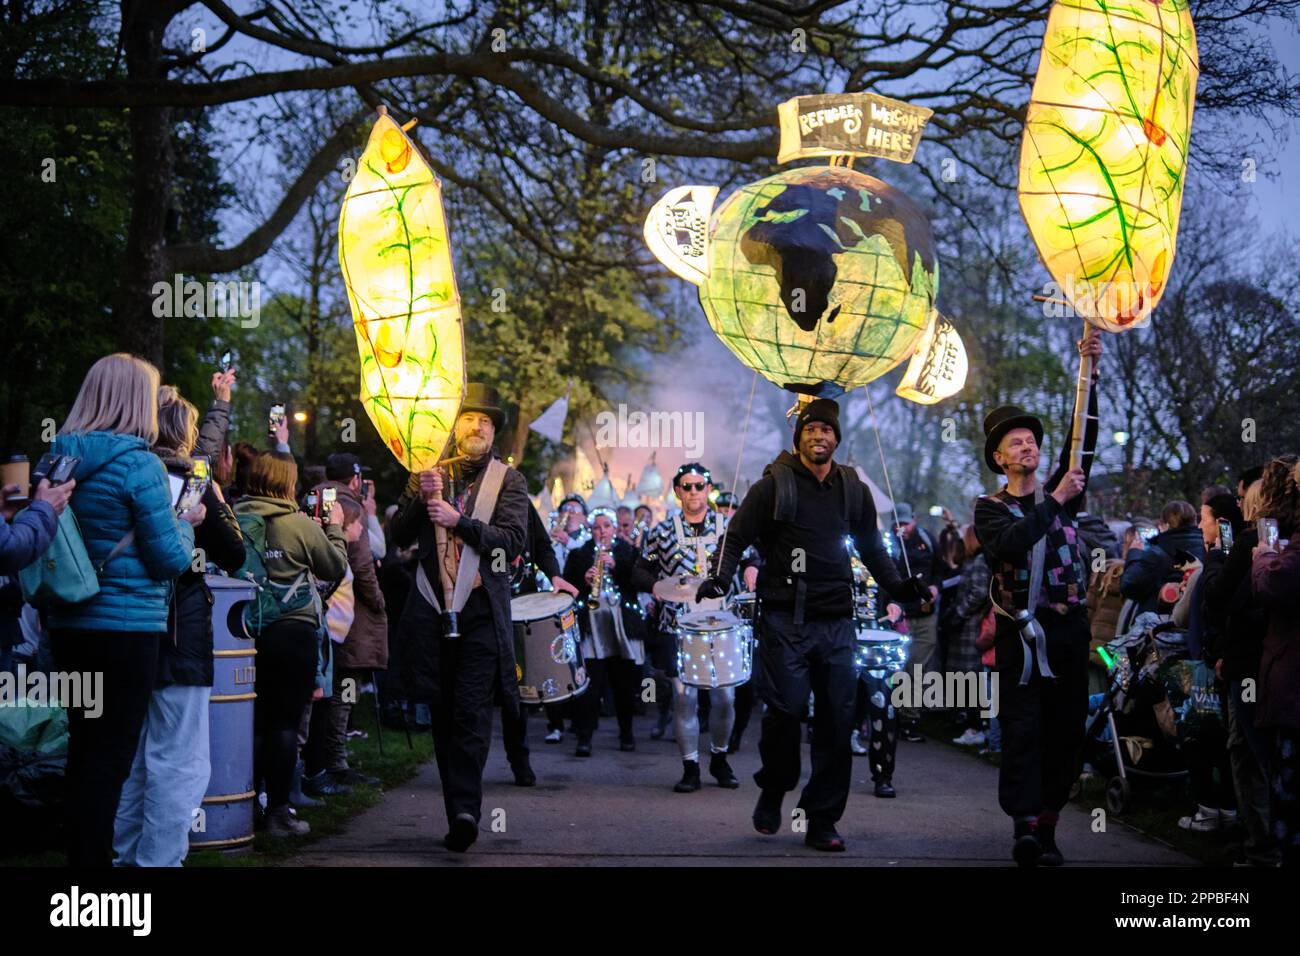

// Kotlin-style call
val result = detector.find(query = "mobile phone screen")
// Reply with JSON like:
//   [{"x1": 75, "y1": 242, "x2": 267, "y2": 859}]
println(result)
[
  {"x1": 269, "y1": 404, "x2": 286, "y2": 432},
  {"x1": 1259, "y1": 518, "x2": 1280, "y2": 550},
  {"x1": 1218, "y1": 519, "x2": 1233, "y2": 554},
  {"x1": 48, "y1": 456, "x2": 79, "y2": 485},
  {"x1": 220, "y1": 350, "x2": 232, "y2": 372},
  {"x1": 191, "y1": 456, "x2": 209, "y2": 480},
  {"x1": 1138, "y1": 526, "x2": 1158, "y2": 543}
]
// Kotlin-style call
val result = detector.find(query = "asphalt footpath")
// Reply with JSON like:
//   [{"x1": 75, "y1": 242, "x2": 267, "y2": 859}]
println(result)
[{"x1": 283, "y1": 711, "x2": 1194, "y2": 867}]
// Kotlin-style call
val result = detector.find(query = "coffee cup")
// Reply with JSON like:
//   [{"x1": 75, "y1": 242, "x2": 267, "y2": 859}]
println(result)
[{"x1": 1, "y1": 455, "x2": 30, "y2": 498}]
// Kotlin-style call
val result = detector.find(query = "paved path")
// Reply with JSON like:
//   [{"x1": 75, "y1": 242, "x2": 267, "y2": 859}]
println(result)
[{"x1": 285, "y1": 714, "x2": 1195, "y2": 867}]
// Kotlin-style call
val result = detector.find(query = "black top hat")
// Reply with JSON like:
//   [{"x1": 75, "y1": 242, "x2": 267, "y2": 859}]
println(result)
[
  {"x1": 460, "y1": 382, "x2": 506, "y2": 432},
  {"x1": 983, "y1": 405, "x2": 1044, "y2": 474}
]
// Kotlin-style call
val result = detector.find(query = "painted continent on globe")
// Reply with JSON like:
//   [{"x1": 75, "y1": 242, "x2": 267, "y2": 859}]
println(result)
[{"x1": 699, "y1": 165, "x2": 938, "y2": 396}]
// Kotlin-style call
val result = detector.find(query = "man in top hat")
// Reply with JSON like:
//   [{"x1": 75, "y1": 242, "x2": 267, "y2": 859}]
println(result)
[
  {"x1": 389, "y1": 383, "x2": 530, "y2": 853},
  {"x1": 700, "y1": 398, "x2": 927, "y2": 851},
  {"x1": 632, "y1": 462, "x2": 740, "y2": 791},
  {"x1": 973, "y1": 331, "x2": 1102, "y2": 867}
]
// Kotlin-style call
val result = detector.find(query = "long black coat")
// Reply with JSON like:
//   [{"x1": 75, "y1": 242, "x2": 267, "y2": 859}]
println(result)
[{"x1": 389, "y1": 454, "x2": 530, "y2": 706}]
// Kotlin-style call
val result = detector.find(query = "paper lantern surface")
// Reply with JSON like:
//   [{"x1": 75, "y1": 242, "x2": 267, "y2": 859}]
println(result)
[
  {"x1": 895, "y1": 312, "x2": 968, "y2": 405},
  {"x1": 1019, "y1": 0, "x2": 1198, "y2": 330},
  {"x1": 698, "y1": 165, "x2": 938, "y2": 397},
  {"x1": 339, "y1": 113, "x2": 465, "y2": 472}
]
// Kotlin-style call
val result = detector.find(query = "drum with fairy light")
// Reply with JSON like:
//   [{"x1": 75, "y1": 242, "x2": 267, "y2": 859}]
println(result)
[{"x1": 510, "y1": 591, "x2": 588, "y2": 705}]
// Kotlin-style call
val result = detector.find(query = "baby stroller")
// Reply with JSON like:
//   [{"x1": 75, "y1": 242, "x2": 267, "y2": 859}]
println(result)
[{"x1": 1084, "y1": 617, "x2": 1191, "y2": 814}]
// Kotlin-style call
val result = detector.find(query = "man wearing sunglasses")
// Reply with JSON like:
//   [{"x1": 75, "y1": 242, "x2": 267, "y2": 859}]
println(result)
[
  {"x1": 700, "y1": 398, "x2": 927, "y2": 852},
  {"x1": 632, "y1": 462, "x2": 741, "y2": 793}
]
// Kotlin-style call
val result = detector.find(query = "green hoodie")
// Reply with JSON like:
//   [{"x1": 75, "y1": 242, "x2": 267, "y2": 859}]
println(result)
[{"x1": 234, "y1": 495, "x2": 349, "y2": 627}]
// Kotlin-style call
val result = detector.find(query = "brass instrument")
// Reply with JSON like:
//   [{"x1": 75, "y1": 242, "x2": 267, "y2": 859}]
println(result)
[{"x1": 587, "y1": 541, "x2": 611, "y2": 610}]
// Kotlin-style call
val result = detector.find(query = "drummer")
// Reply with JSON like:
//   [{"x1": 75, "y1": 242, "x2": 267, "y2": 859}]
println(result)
[
  {"x1": 632, "y1": 462, "x2": 740, "y2": 793},
  {"x1": 562, "y1": 508, "x2": 646, "y2": 755}
]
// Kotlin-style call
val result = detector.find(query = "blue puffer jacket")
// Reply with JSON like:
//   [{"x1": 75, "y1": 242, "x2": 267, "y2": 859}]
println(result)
[{"x1": 47, "y1": 431, "x2": 195, "y2": 633}]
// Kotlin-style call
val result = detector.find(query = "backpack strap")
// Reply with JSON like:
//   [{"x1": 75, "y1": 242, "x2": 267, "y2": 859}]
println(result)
[
  {"x1": 93, "y1": 529, "x2": 137, "y2": 575},
  {"x1": 770, "y1": 462, "x2": 797, "y2": 523}
]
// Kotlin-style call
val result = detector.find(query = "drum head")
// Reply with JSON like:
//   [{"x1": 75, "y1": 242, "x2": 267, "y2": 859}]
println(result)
[
  {"x1": 510, "y1": 590, "x2": 575, "y2": 622},
  {"x1": 678, "y1": 610, "x2": 741, "y2": 631},
  {"x1": 730, "y1": 592, "x2": 756, "y2": 605},
  {"x1": 856, "y1": 629, "x2": 903, "y2": 644}
]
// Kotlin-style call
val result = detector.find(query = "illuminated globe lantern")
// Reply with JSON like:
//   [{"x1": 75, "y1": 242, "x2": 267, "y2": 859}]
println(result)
[{"x1": 646, "y1": 93, "x2": 966, "y2": 406}]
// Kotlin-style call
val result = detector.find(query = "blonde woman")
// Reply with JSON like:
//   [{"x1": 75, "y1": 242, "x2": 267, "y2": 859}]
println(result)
[
  {"x1": 113, "y1": 386, "x2": 245, "y2": 867},
  {"x1": 49, "y1": 353, "x2": 203, "y2": 867}
]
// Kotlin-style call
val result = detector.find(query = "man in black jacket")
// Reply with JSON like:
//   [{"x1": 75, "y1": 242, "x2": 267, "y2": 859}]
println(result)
[
  {"x1": 389, "y1": 384, "x2": 530, "y2": 853},
  {"x1": 700, "y1": 398, "x2": 925, "y2": 852}
]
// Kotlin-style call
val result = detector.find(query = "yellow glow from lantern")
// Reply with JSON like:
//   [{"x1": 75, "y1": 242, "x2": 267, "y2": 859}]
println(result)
[
  {"x1": 339, "y1": 111, "x2": 465, "y2": 472},
  {"x1": 895, "y1": 313, "x2": 968, "y2": 405},
  {"x1": 1019, "y1": 0, "x2": 1198, "y2": 331}
]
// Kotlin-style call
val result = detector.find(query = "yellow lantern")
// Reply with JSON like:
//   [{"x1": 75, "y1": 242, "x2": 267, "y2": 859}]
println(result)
[
  {"x1": 1019, "y1": 0, "x2": 1198, "y2": 330},
  {"x1": 895, "y1": 312, "x2": 968, "y2": 405},
  {"x1": 338, "y1": 108, "x2": 465, "y2": 471}
]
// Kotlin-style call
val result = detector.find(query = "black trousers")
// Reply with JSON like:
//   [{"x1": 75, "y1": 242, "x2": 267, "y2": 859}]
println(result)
[
  {"x1": 500, "y1": 699, "x2": 530, "y2": 769},
  {"x1": 649, "y1": 629, "x2": 676, "y2": 718},
  {"x1": 428, "y1": 590, "x2": 501, "y2": 826},
  {"x1": 855, "y1": 669, "x2": 898, "y2": 783},
  {"x1": 51, "y1": 629, "x2": 160, "y2": 867},
  {"x1": 575, "y1": 657, "x2": 640, "y2": 741},
  {"x1": 753, "y1": 610, "x2": 858, "y2": 823},
  {"x1": 732, "y1": 680, "x2": 756, "y2": 744},
  {"x1": 994, "y1": 607, "x2": 1090, "y2": 819},
  {"x1": 254, "y1": 619, "x2": 320, "y2": 810}
]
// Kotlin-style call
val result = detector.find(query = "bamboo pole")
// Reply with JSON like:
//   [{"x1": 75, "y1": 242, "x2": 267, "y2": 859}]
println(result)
[{"x1": 1069, "y1": 318, "x2": 1098, "y2": 473}]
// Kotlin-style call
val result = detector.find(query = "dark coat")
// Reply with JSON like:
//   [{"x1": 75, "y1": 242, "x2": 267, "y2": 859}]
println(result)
[
  {"x1": 319, "y1": 479, "x2": 388, "y2": 671},
  {"x1": 389, "y1": 455, "x2": 530, "y2": 705},
  {"x1": 1251, "y1": 535, "x2": 1300, "y2": 730},
  {"x1": 1201, "y1": 536, "x2": 1266, "y2": 682},
  {"x1": 1120, "y1": 525, "x2": 1204, "y2": 613},
  {"x1": 153, "y1": 449, "x2": 244, "y2": 687},
  {"x1": 562, "y1": 537, "x2": 647, "y2": 647}
]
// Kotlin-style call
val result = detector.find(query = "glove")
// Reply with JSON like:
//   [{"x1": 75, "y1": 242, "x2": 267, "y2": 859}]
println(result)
[
  {"x1": 695, "y1": 577, "x2": 726, "y2": 601},
  {"x1": 900, "y1": 573, "x2": 928, "y2": 603}
]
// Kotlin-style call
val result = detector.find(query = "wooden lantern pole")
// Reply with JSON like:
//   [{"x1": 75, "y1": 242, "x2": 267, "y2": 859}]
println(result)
[{"x1": 1069, "y1": 318, "x2": 1100, "y2": 473}]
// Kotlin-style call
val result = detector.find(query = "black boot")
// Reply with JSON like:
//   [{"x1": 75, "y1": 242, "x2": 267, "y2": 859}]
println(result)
[
  {"x1": 873, "y1": 778, "x2": 896, "y2": 799},
  {"x1": 1038, "y1": 820, "x2": 1064, "y2": 866},
  {"x1": 804, "y1": 818, "x2": 846, "y2": 852},
  {"x1": 708, "y1": 752, "x2": 739, "y2": 788},
  {"x1": 753, "y1": 789, "x2": 783, "y2": 835},
  {"x1": 1012, "y1": 817, "x2": 1042, "y2": 868},
  {"x1": 673, "y1": 760, "x2": 701, "y2": 792},
  {"x1": 511, "y1": 760, "x2": 537, "y2": 787}
]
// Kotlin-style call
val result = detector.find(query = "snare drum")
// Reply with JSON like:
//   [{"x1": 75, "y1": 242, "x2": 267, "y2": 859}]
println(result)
[
  {"x1": 510, "y1": 591, "x2": 589, "y2": 705},
  {"x1": 676, "y1": 610, "x2": 752, "y2": 689},
  {"x1": 854, "y1": 625, "x2": 909, "y2": 673}
]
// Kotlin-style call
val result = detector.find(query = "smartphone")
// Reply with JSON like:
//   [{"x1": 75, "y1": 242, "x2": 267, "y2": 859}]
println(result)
[
  {"x1": 175, "y1": 456, "x2": 212, "y2": 515},
  {"x1": 48, "y1": 455, "x2": 80, "y2": 486},
  {"x1": 219, "y1": 350, "x2": 233, "y2": 373},
  {"x1": 928, "y1": 505, "x2": 943, "y2": 518},
  {"x1": 322, "y1": 487, "x2": 337, "y2": 514},
  {"x1": 305, "y1": 491, "x2": 319, "y2": 517},
  {"x1": 268, "y1": 403, "x2": 286, "y2": 436},
  {"x1": 1258, "y1": 517, "x2": 1280, "y2": 552},
  {"x1": 191, "y1": 455, "x2": 209, "y2": 481},
  {"x1": 361, "y1": 479, "x2": 371, "y2": 502},
  {"x1": 1138, "y1": 525, "x2": 1158, "y2": 543},
  {"x1": 1217, "y1": 518, "x2": 1234, "y2": 554},
  {"x1": 32, "y1": 452, "x2": 59, "y2": 485}
]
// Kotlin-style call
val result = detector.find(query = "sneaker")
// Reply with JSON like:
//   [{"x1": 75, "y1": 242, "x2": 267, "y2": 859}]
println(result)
[
  {"x1": 708, "y1": 752, "x2": 739, "y2": 788},
  {"x1": 804, "y1": 819, "x2": 846, "y2": 852},
  {"x1": 1177, "y1": 806, "x2": 1223, "y2": 832},
  {"x1": 331, "y1": 768, "x2": 380, "y2": 788},
  {"x1": 977, "y1": 745, "x2": 1001, "y2": 757},
  {"x1": 850, "y1": 730, "x2": 868, "y2": 755},
  {"x1": 752, "y1": 790, "x2": 783, "y2": 835},
  {"x1": 443, "y1": 813, "x2": 479, "y2": 853},
  {"x1": 265, "y1": 805, "x2": 310, "y2": 837},
  {"x1": 900, "y1": 723, "x2": 926, "y2": 743},
  {"x1": 346, "y1": 728, "x2": 369, "y2": 740},
  {"x1": 952, "y1": 728, "x2": 986, "y2": 747},
  {"x1": 544, "y1": 728, "x2": 563, "y2": 744},
  {"x1": 673, "y1": 760, "x2": 701, "y2": 793},
  {"x1": 302, "y1": 769, "x2": 352, "y2": 797}
]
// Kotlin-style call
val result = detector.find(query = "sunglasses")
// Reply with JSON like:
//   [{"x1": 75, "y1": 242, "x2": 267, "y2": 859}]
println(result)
[{"x1": 678, "y1": 481, "x2": 707, "y2": 492}]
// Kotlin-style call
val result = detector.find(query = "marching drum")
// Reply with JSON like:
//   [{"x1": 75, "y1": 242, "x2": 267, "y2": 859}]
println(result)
[
  {"x1": 510, "y1": 591, "x2": 588, "y2": 705},
  {"x1": 853, "y1": 625, "x2": 909, "y2": 673},
  {"x1": 728, "y1": 591, "x2": 758, "y2": 625},
  {"x1": 676, "y1": 610, "x2": 752, "y2": 689}
]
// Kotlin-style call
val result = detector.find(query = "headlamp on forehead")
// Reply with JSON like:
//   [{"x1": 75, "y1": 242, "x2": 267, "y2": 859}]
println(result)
[{"x1": 673, "y1": 463, "x2": 712, "y2": 488}]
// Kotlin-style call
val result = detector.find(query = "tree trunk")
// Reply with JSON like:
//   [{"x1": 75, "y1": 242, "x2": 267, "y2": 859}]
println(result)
[{"x1": 113, "y1": 1, "x2": 176, "y2": 368}]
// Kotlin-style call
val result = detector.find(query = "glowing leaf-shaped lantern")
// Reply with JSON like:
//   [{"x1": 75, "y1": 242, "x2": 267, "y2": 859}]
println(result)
[
  {"x1": 339, "y1": 109, "x2": 465, "y2": 471},
  {"x1": 895, "y1": 312, "x2": 968, "y2": 405},
  {"x1": 1019, "y1": 0, "x2": 1198, "y2": 330}
]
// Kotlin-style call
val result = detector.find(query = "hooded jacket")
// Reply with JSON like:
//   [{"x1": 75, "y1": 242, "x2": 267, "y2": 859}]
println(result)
[
  {"x1": 48, "y1": 431, "x2": 195, "y2": 633},
  {"x1": 232, "y1": 495, "x2": 348, "y2": 628},
  {"x1": 317, "y1": 479, "x2": 388, "y2": 670},
  {"x1": 1120, "y1": 525, "x2": 1204, "y2": 614}
]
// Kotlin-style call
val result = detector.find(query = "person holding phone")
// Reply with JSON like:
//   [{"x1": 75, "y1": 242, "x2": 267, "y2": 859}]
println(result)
[
  {"x1": 112, "y1": 387, "x2": 245, "y2": 867},
  {"x1": 1120, "y1": 500, "x2": 1204, "y2": 615},
  {"x1": 46, "y1": 354, "x2": 201, "y2": 867},
  {"x1": 972, "y1": 330, "x2": 1103, "y2": 867},
  {"x1": 235, "y1": 452, "x2": 348, "y2": 837},
  {"x1": 1, "y1": 475, "x2": 76, "y2": 575}
]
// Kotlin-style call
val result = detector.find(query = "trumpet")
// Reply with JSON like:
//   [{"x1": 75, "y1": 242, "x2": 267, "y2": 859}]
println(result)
[{"x1": 587, "y1": 542, "x2": 618, "y2": 610}]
